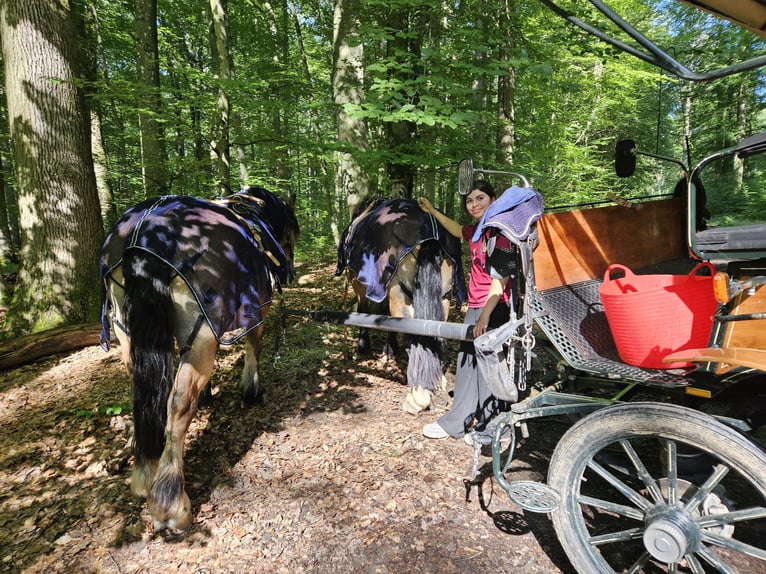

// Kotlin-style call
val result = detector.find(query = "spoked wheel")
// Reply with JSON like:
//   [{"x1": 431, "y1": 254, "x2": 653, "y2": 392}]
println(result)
[{"x1": 548, "y1": 402, "x2": 766, "y2": 573}]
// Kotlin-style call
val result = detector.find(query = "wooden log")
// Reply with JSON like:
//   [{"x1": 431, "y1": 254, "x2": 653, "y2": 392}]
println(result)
[{"x1": 0, "y1": 323, "x2": 103, "y2": 370}]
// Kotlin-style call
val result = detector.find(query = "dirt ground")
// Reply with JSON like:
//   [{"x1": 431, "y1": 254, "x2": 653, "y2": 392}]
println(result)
[{"x1": 0, "y1": 259, "x2": 576, "y2": 574}]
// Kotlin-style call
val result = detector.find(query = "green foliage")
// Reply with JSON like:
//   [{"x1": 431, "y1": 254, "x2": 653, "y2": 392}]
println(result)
[
  {"x1": 13, "y1": 0, "x2": 766, "y2": 238},
  {"x1": 71, "y1": 402, "x2": 132, "y2": 419}
]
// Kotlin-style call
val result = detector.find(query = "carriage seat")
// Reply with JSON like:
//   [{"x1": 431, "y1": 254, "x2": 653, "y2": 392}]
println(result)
[
  {"x1": 696, "y1": 223, "x2": 766, "y2": 252},
  {"x1": 526, "y1": 198, "x2": 695, "y2": 387}
]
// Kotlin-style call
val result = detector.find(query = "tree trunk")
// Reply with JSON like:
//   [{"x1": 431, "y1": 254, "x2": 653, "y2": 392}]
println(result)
[
  {"x1": 496, "y1": 0, "x2": 517, "y2": 166},
  {"x1": 385, "y1": 7, "x2": 417, "y2": 198},
  {"x1": 0, "y1": 0, "x2": 105, "y2": 336},
  {"x1": 135, "y1": 0, "x2": 169, "y2": 197},
  {"x1": 734, "y1": 81, "x2": 746, "y2": 194},
  {"x1": 210, "y1": 0, "x2": 232, "y2": 195},
  {"x1": 81, "y1": 3, "x2": 115, "y2": 227},
  {"x1": 332, "y1": 0, "x2": 371, "y2": 221}
]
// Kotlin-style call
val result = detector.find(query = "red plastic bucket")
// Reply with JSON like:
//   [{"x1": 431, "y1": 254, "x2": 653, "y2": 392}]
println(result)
[{"x1": 599, "y1": 263, "x2": 717, "y2": 369}]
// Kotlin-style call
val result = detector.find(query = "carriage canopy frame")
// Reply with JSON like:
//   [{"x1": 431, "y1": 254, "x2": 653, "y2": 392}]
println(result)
[{"x1": 538, "y1": 0, "x2": 766, "y2": 81}]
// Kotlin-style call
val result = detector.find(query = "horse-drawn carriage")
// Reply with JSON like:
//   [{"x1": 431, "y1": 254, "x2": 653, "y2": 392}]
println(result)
[
  {"x1": 460, "y1": 2, "x2": 766, "y2": 571},
  {"x1": 333, "y1": 2, "x2": 766, "y2": 571},
  {"x1": 463, "y1": 134, "x2": 766, "y2": 573},
  {"x1": 328, "y1": 132, "x2": 765, "y2": 571}
]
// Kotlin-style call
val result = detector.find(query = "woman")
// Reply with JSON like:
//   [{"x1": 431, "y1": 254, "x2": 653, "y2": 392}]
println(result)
[{"x1": 418, "y1": 181, "x2": 513, "y2": 441}]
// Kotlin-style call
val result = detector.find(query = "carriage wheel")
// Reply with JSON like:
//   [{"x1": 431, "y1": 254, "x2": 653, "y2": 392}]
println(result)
[{"x1": 547, "y1": 402, "x2": 766, "y2": 573}]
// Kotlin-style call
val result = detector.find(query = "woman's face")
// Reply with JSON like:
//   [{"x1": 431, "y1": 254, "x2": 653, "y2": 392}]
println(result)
[{"x1": 465, "y1": 188, "x2": 494, "y2": 220}]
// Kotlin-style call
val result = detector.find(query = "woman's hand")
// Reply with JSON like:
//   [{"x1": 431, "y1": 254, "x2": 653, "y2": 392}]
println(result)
[
  {"x1": 473, "y1": 312, "x2": 490, "y2": 337},
  {"x1": 418, "y1": 197, "x2": 433, "y2": 214}
]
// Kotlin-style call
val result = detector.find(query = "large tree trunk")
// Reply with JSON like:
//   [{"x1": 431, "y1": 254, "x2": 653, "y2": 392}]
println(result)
[
  {"x1": 496, "y1": 0, "x2": 517, "y2": 166},
  {"x1": 385, "y1": 7, "x2": 417, "y2": 199},
  {"x1": 0, "y1": 0, "x2": 105, "y2": 336},
  {"x1": 210, "y1": 0, "x2": 232, "y2": 195},
  {"x1": 134, "y1": 0, "x2": 169, "y2": 197},
  {"x1": 333, "y1": 0, "x2": 371, "y2": 222}
]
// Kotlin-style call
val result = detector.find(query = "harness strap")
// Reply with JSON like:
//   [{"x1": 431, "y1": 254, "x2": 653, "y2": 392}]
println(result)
[
  {"x1": 113, "y1": 318, "x2": 128, "y2": 336},
  {"x1": 397, "y1": 278, "x2": 413, "y2": 301},
  {"x1": 179, "y1": 314, "x2": 206, "y2": 357}
]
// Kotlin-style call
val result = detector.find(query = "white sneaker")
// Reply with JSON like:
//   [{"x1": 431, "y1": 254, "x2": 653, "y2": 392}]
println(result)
[
  {"x1": 422, "y1": 421, "x2": 449, "y2": 439},
  {"x1": 463, "y1": 431, "x2": 476, "y2": 446}
]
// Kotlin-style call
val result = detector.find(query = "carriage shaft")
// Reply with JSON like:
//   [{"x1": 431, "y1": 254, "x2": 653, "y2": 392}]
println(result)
[{"x1": 288, "y1": 309, "x2": 475, "y2": 341}]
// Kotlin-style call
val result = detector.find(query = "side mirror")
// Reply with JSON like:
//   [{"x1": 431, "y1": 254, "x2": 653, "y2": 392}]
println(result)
[{"x1": 615, "y1": 139, "x2": 637, "y2": 177}]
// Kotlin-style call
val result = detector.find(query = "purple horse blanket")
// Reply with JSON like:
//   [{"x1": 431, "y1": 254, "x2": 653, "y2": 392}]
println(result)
[
  {"x1": 335, "y1": 197, "x2": 467, "y2": 304},
  {"x1": 100, "y1": 189, "x2": 290, "y2": 347}
]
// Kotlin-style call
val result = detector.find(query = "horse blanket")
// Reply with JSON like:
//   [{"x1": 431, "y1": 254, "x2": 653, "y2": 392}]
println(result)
[
  {"x1": 479, "y1": 186, "x2": 544, "y2": 279},
  {"x1": 335, "y1": 197, "x2": 467, "y2": 304},
  {"x1": 100, "y1": 189, "x2": 289, "y2": 348}
]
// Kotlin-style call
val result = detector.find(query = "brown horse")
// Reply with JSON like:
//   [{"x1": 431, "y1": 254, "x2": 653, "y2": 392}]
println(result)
[
  {"x1": 99, "y1": 187, "x2": 299, "y2": 533},
  {"x1": 336, "y1": 197, "x2": 466, "y2": 413}
]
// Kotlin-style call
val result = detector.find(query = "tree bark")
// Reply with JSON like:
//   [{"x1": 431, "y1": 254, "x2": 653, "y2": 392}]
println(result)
[
  {"x1": 210, "y1": 0, "x2": 232, "y2": 195},
  {"x1": 134, "y1": 0, "x2": 169, "y2": 197},
  {"x1": 496, "y1": 0, "x2": 517, "y2": 166},
  {"x1": 333, "y1": 0, "x2": 371, "y2": 221},
  {"x1": 0, "y1": 0, "x2": 105, "y2": 336}
]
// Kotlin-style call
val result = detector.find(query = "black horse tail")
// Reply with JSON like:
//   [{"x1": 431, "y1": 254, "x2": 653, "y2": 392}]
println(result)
[
  {"x1": 408, "y1": 240, "x2": 446, "y2": 390},
  {"x1": 122, "y1": 250, "x2": 175, "y2": 466}
]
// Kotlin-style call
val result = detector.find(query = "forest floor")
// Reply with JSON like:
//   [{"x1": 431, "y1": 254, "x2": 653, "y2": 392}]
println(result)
[
  {"x1": 3, "y1": 255, "x2": 766, "y2": 574},
  {"x1": 0, "y1": 257, "x2": 575, "y2": 574}
]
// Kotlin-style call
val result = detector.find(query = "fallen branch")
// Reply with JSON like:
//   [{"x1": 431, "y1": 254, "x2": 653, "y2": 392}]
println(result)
[{"x1": 0, "y1": 323, "x2": 103, "y2": 370}]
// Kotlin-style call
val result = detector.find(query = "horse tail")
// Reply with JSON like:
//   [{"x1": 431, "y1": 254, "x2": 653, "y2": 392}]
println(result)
[
  {"x1": 122, "y1": 249, "x2": 175, "y2": 466},
  {"x1": 413, "y1": 240, "x2": 445, "y2": 322},
  {"x1": 408, "y1": 240, "x2": 446, "y2": 391}
]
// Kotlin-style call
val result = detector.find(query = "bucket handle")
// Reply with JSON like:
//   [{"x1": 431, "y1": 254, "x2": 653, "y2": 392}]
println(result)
[
  {"x1": 687, "y1": 262, "x2": 715, "y2": 280},
  {"x1": 603, "y1": 263, "x2": 635, "y2": 283},
  {"x1": 605, "y1": 262, "x2": 715, "y2": 284}
]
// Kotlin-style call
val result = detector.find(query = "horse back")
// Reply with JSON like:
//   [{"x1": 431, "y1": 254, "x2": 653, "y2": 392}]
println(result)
[
  {"x1": 337, "y1": 197, "x2": 464, "y2": 305},
  {"x1": 100, "y1": 195, "x2": 275, "y2": 347}
]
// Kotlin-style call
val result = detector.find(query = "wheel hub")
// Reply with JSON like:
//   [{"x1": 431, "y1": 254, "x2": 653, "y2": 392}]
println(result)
[{"x1": 643, "y1": 510, "x2": 699, "y2": 564}]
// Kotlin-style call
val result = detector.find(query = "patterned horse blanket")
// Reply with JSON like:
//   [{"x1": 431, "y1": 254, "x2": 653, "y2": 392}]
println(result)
[
  {"x1": 479, "y1": 186, "x2": 544, "y2": 279},
  {"x1": 100, "y1": 188, "x2": 290, "y2": 347},
  {"x1": 336, "y1": 197, "x2": 467, "y2": 304}
]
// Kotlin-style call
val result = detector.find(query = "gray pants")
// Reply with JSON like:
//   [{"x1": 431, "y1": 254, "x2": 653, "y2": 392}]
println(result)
[{"x1": 437, "y1": 305, "x2": 510, "y2": 437}]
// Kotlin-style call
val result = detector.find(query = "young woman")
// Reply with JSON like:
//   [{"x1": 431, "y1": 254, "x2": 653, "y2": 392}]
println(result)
[{"x1": 418, "y1": 181, "x2": 513, "y2": 441}]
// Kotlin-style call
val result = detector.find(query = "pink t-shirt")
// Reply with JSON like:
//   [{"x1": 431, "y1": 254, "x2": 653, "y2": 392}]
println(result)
[{"x1": 462, "y1": 224, "x2": 511, "y2": 308}]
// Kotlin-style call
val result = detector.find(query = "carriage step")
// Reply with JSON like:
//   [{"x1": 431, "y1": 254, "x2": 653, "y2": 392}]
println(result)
[{"x1": 506, "y1": 480, "x2": 561, "y2": 513}]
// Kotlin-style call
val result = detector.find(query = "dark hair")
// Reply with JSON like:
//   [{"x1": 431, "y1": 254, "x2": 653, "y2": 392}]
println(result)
[{"x1": 462, "y1": 180, "x2": 496, "y2": 209}]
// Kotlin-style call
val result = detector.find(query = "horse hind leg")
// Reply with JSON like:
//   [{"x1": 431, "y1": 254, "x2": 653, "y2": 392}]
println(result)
[
  {"x1": 148, "y1": 322, "x2": 218, "y2": 533},
  {"x1": 143, "y1": 280, "x2": 218, "y2": 533},
  {"x1": 240, "y1": 321, "x2": 266, "y2": 405},
  {"x1": 119, "y1": 252, "x2": 176, "y2": 500}
]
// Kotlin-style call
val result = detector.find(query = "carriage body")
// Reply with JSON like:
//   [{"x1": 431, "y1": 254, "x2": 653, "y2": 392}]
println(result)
[{"x1": 475, "y1": 136, "x2": 766, "y2": 573}]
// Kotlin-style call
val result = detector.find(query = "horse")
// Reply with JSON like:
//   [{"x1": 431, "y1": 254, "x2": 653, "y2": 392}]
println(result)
[
  {"x1": 99, "y1": 186, "x2": 299, "y2": 533},
  {"x1": 335, "y1": 197, "x2": 466, "y2": 414}
]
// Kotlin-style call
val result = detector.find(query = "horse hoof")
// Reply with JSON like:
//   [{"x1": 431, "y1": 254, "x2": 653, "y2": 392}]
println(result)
[
  {"x1": 149, "y1": 491, "x2": 192, "y2": 534},
  {"x1": 402, "y1": 386, "x2": 432, "y2": 414},
  {"x1": 242, "y1": 386, "x2": 265, "y2": 406}
]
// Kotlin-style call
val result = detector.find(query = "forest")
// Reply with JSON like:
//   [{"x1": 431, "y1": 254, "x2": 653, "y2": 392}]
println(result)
[{"x1": 0, "y1": 0, "x2": 765, "y2": 338}]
